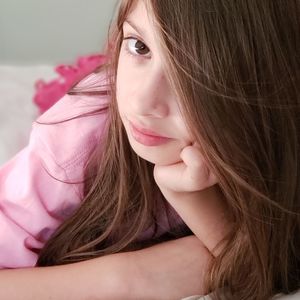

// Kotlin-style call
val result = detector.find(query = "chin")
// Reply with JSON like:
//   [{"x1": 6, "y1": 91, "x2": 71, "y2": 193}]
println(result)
[
  {"x1": 138, "y1": 152, "x2": 181, "y2": 165},
  {"x1": 129, "y1": 139, "x2": 184, "y2": 166}
]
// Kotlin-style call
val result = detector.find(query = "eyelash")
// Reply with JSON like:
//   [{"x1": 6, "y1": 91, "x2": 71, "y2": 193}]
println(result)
[{"x1": 122, "y1": 36, "x2": 151, "y2": 61}]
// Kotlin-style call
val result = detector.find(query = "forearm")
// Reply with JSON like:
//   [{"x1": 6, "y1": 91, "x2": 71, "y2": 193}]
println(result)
[
  {"x1": 162, "y1": 185, "x2": 232, "y2": 256},
  {"x1": 0, "y1": 236, "x2": 211, "y2": 300},
  {"x1": 132, "y1": 235, "x2": 212, "y2": 300},
  {"x1": 0, "y1": 252, "x2": 132, "y2": 300}
]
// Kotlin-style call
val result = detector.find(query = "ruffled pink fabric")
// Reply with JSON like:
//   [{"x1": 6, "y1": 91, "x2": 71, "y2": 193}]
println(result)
[{"x1": 33, "y1": 54, "x2": 107, "y2": 114}]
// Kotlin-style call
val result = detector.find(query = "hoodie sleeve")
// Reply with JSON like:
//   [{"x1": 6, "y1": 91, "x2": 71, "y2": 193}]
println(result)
[{"x1": 0, "y1": 91, "x2": 109, "y2": 269}]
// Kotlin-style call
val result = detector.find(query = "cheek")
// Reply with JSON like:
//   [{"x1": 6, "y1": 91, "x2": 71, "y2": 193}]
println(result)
[
  {"x1": 116, "y1": 58, "x2": 132, "y2": 107},
  {"x1": 116, "y1": 66, "x2": 127, "y2": 114},
  {"x1": 175, "y1": 115, "x2": 194, "y2": 144}
]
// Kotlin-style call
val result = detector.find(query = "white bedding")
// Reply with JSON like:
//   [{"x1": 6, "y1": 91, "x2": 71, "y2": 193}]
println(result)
[
  {"x1": 0, "y1": 65, "x2": 56, "y2": 166},
  {"x1": 182, "y1": 291, "x2": 300, "y2": 300}
]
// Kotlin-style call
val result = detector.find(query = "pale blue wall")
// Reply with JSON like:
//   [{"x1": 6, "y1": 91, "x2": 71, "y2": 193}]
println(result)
[{"x1": 0, "y1": 0, "x2": 119, "y2": 65}]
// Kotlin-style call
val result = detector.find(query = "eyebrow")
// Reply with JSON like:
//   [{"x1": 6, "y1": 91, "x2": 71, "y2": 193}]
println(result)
[{"x1": 123, "y1": 18, "x2": 148, "y2": 38}]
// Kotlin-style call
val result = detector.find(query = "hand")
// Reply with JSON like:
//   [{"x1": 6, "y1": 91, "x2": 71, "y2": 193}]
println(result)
[
  {"x1": 153, "y1": 143, "x2": 231, "y2": 256},
  {"x1": 153, "y1": 142, "x2": 218, "y2": 193},
  {"x1": 129, "y1": 235, "x2": 213, "y2": 300}
]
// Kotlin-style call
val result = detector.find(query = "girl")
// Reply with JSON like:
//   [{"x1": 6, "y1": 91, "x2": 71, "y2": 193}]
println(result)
[{"x1": 0, "y1": 0, "x2": 299, "y2": 300}]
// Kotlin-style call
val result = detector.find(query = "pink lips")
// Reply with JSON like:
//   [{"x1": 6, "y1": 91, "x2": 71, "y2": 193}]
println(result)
[{"x1": 129, "y1": 121, "x2": 172, "y2": 146}]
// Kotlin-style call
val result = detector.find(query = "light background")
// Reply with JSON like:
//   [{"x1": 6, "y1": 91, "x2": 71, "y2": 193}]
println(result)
[
  {"x1": 0, "y1": 0, "x2": 118, "y2": 165},
  {"x1": 0, "y1": 0, "x2": 118, "y2": 65}
]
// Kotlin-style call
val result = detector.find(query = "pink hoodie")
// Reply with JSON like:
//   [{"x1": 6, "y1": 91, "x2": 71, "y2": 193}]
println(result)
[{"x1": 0, "y1": 73, "x2": 185, "y2": 269}]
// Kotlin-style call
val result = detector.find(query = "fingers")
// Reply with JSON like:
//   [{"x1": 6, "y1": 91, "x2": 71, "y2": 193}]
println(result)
[
  {"x1": 154, "y1": 143, "x2": 218, "y2": 193},
  {"x1": 153, "y1": 161, "x2": 186, "y2": 192},
  {"x1": 180, "y1": 144, "x2": 208, "y2": 179}
]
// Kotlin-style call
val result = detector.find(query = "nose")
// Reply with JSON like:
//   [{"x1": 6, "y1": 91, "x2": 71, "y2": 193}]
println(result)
[{"x1": 131, "y1": 70, "x2": 171, "y2": 118}]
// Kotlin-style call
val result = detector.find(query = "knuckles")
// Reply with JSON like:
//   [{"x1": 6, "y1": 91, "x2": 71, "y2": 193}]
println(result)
[{"x1": 153, "y1": 144, "x2": 218, "y2": 193}]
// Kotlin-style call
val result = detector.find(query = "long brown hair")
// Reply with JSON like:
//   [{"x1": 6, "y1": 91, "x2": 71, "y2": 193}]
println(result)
[
  {"x1": 37, "y1": 0, "x2": 300, "y2": 299},
  {"x1": 37, "y1": 0, "x2": 190, "y2": 263}
]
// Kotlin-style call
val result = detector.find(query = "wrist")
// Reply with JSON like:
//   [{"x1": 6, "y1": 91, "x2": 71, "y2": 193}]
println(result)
[
  {"x1": 86, "y1": 252, "x2": 135, "y2": 299},
  {"x1": 126, "y1": 236, "x2": 211, "y2": 300},
  {"x1": 161, "y1": 185, "x2": 232, "y2": 257}
]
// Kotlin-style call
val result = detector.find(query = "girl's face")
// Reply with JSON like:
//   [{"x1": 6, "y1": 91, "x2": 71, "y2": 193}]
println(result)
[{"x1": 116, "y1": 0, "x2": 192, "y2": 165}]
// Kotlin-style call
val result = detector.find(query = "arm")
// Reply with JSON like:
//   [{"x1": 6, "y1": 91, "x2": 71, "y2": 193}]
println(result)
[
  {"x1": 0, "y1": 93, "x2": 108, "y2": 268},
  {"x1": 0, "y1": 235, "x2": 211, "y2": 300},
  {"x1": 0, "y1": 252, "x2": 130, "y2": 300},
  {"x1": 158, "y1": 185, "x2": 231, "y2": 257},
  {"x1": 132, "y1": 234, "x2": 212, "y2": 299},
  {"x1": 154, "y1": 144, "x2": 232, "y2": 257}
]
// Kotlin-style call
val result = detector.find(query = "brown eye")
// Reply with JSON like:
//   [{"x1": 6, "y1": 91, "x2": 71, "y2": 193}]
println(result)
[
  {"x1": 123, "y1": 37, "x2": 150, "y2": 57},
  {"x1": 133, "y1": 40, "x2": 149, "y2": 55}
]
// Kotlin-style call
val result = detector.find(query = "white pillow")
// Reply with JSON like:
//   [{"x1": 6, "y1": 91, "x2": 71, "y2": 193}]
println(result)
[{"x1": 0, "y1": 65, "x2": 56, "y2": 165}]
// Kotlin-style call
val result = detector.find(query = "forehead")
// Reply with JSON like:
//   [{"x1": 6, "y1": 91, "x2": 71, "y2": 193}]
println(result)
[
  {"x1": 126, "y1": 0, "x2": 148, "y2": 20},
  {"x1": 123, "y1": 1, "x2": 156, "y2": 38}
]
